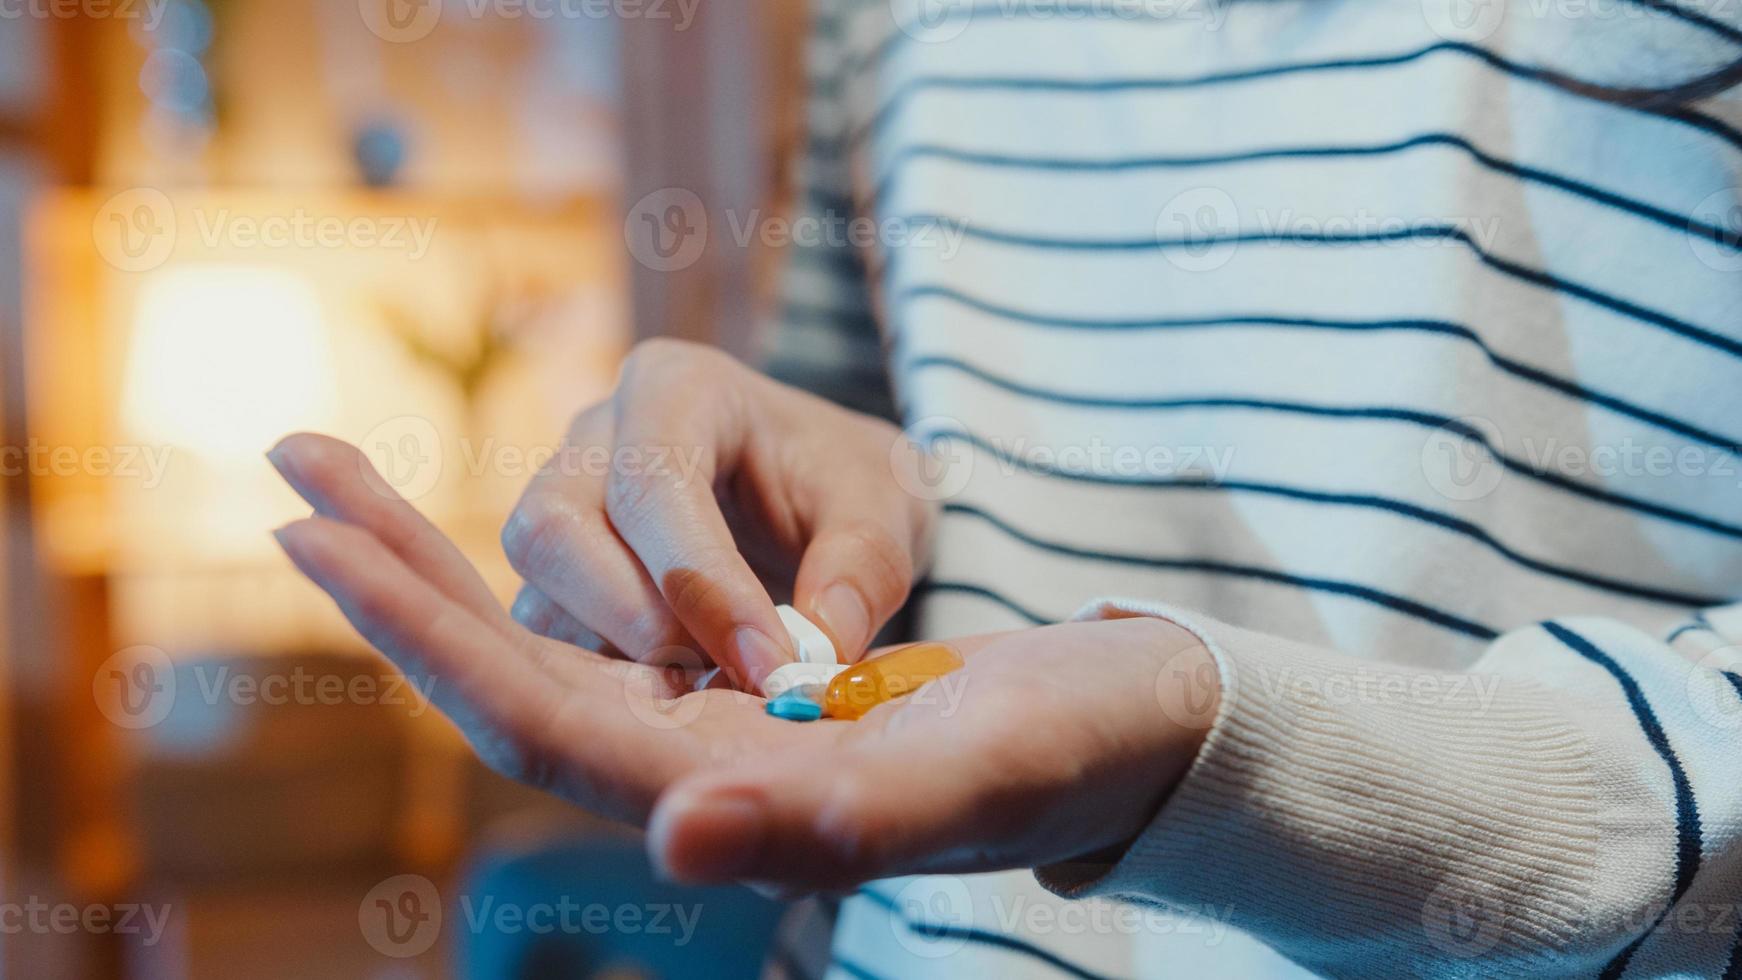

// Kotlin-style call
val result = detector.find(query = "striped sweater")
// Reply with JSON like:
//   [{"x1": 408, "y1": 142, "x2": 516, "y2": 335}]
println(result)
[{"x1": 763, "y1": 0, "x2": 1742, "y2": 976}]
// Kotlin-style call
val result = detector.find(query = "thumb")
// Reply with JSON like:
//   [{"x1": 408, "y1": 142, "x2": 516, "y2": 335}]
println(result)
[
  {"x1": 793, "y1": 501, "x2": 923, "y2": 661},
  {"x1": 645, "y1": 744, "x2": 981, "y2": 890}
]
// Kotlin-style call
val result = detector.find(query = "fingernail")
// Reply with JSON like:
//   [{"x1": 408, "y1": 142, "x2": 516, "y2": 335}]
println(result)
[
  {"x1": 265, "y1": 440, "x2": 292, "y2": 474},
  {"x1": 651, "y1": 789, "x2": 765, "y2": 882},
  {"x1": 732, "y1": 626, "x2": 791, "y2": 689},
  {"x1": 815, "y1": 582, "x2": 871, "y2": 656}
]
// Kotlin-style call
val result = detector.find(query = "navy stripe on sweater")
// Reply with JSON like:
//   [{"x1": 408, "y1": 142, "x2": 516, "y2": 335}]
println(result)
[
  {"x1": 922, "y1": 578, "x2": 1055, "y2": 624},
  {"x1": 893, "y1": 214, "x2": 1742, "y2": 362},
  {"x1": 829, "y1": 955, "x2": 886, "y2": 980},
  {"x1": 907, "y1": 354, "x2": 1742, "y2": 542},
  {"x1": 945, "y1": 500, "x2": 1501, "y2": 639},
  {"x1": 814, "y1": 40, "x2": 1742, "y2": 157},
  {"x1": 867, "y1": 135, "x2": 1741, "y2": 252},
  {"x1": 1621, "y1": 0, "x2": 1742, "y2": 44},
  {"x1": 857, "y1": 887, "x2": 1114, "y2": 980},
  {"x1": 917, "y1": 424, "x2": 1728, "y2": 608},
  {"x1": 1543, "y1": 622, "x2": 1704, "y2": 980},
  {"x1": 894, "y1": 283, "x2": 1742, "y2": 455}
]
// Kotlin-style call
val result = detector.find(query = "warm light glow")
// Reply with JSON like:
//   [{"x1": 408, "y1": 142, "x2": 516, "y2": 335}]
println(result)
[{"x1": 121, "y1": 264, "x2": 339, "y2": 460}]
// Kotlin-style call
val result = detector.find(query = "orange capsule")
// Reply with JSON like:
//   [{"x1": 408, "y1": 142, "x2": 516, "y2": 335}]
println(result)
[{"x1": 823, "y1": 642, "x2": 965, "y2": 720}]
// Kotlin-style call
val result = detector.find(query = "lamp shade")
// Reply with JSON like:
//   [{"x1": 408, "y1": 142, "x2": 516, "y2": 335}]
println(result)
[{"x1": 120, "y1": 264, "x2": 339, "y2": 462}]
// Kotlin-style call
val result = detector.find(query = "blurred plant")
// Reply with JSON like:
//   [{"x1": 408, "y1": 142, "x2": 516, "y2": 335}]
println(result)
[{"x1": 377, "y1": 248, "x2": 567, "y2": 411}]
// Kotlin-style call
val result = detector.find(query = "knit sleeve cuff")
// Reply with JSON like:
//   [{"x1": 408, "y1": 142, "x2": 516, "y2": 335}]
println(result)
[{"x1": 1033, "y1": 599, "x2": 1642, "y2": 974}]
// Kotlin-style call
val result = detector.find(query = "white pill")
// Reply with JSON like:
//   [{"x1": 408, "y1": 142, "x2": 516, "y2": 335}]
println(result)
[
  {"x1": 761, "y1": 661, "x2": 847, "y2": 700},
  {"x1": 775, "y1": 604, "x2": 839, "y2": 665}
]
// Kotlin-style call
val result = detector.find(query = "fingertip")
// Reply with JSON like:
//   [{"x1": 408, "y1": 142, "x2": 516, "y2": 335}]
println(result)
[
  {"x1": 729, "y1": 625, "x2": 794, "y2": 691},
  {"x1": 265, "y1": 432, "x2": 302, "y2": 469},
  {"x1": 266, "y1": 431, "x2": 335, "y2": 474},
  {"x1": 271, "y1": 516, "x2": 320, "y2": 553},
  {"x1": 648, "y1": 783, "x2": 767, "y2": 884},
  {"x1": 268, "y1": 432, "x2": 353, "y2": 513},
  {"x1": 808, "y1": 581, "x2": 872, "y2": 660},
  {"x1": 271, "y1": 518, "x2": 345, "y2": 588}
]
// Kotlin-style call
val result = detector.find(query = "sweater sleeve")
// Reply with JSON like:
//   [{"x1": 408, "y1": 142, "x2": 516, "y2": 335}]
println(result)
[
  {"x1": 1037, "y1": 597, "x2": 1742, "y2": 978},
  {"x1": 760, "y1": 0, "x2": 895, "y2": 422}
]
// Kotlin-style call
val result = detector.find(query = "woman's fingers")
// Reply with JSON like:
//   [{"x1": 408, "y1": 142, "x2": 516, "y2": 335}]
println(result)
[
  {"x1": 646, "y1": 630, "x2": 1065, "y2": 888},
  {"x1": 503, "y1": 404, "x2": 704, "y2": 662},
  {"x1": 646, "y1": 734, "x2": 991, "y2": 890},
  {"x1": 511, "y1": 584, "x2": 613, "y2": 651},
  {"x1": 269, "y1": 432, "x2": 513, "y2": 633},
  {"x1": 792, "y1": 490, "x2": 926, "y2": 660},
  {"x1": 606, "y1": 342, "x2": 796, "y2": 688},
  {"x1": 274, "y1": 516, "x2": 567, "y2": 758},
  {"x1": 275, "y1": 515, "x2": 705, "y2": 820}
]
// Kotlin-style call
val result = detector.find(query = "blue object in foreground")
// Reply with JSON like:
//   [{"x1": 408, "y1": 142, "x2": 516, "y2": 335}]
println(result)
[
  {"x1": 765, "y1": 691, "x2": 823, "y2": 722},
  {"x1": 459, "y1": 836, "x2": 785, "y2": 979}
]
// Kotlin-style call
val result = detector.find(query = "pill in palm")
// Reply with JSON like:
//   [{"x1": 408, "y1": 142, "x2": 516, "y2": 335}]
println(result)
[
  {"x1": 823, "y1": 642, "x2": 965, "y2": 720},
  {"x1": 762, "y1": 660, "x2": 847, "y2": 701},
  {"x1": 765, "y1": 690, "x2": 823, "y2": 722},
  {"x1": 775, "y1": 604, "x2": 839, "y2": 665}
]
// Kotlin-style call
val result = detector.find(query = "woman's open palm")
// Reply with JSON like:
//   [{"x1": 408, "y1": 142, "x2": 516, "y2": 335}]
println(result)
[{"x1": 269, "y1": 433, "x2": 1211, "y2": 891}]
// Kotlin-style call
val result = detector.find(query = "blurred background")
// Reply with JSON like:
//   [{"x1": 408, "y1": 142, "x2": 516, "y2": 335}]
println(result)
[{"x1": 0, "y1": 1, "x2": 813, "y2": 975}]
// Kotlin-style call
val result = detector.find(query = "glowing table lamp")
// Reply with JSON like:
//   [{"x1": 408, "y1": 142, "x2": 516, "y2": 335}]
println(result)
[
  {"x1": 120, "y1": 264, "x2": 339, "y2": 461},
  {"x1": 117, "y1": 264, "x2": 340, "y2": 566}
]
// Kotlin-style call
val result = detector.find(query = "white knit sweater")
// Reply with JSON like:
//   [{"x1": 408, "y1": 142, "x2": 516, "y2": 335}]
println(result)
[{"x1": 765, "y1": 0, "x2": 1742, "y2": 975}]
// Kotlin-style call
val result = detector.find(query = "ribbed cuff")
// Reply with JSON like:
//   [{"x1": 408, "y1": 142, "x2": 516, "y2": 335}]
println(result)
[{"x1": 1036, "y1": 599, "x2": 1609, "y2": 976}]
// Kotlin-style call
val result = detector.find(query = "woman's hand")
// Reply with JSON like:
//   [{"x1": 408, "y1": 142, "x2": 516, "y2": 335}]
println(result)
[
  {"x1": 499, "y1": 339, "x2": 936, "y2": 689},
  {"x1": 268, "y1": 434, "x2": 1214, "y2": 891}
]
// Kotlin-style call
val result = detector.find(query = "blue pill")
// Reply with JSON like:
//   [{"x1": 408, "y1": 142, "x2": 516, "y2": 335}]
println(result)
[{"x1": 765, "y1": 692, "x2": 823, "y2": 722}]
